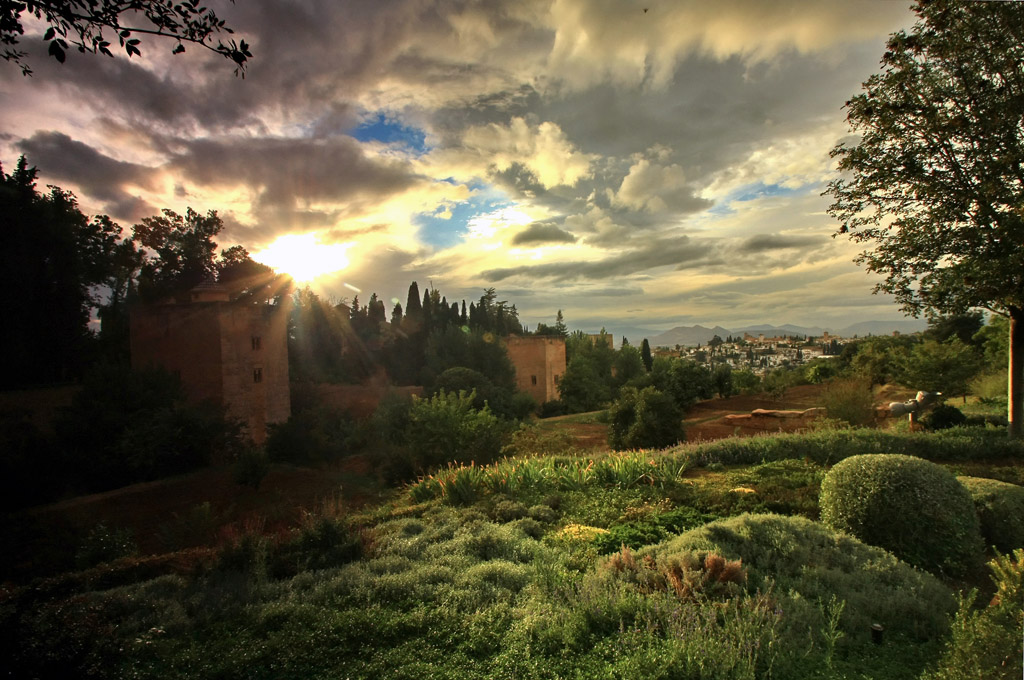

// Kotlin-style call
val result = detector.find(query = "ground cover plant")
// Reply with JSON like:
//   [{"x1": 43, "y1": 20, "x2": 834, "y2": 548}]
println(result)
[{"x1": 2, "y1": 427, "x2": 1022, "y2": 679}]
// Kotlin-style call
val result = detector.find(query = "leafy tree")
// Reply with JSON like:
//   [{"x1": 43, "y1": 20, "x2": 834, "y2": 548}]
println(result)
[
  {"x1": 898, "y1": 338, "x2": 981, "y2": 401},
  {"x1": 612, "y1": 345, "x2": 645, "y2": 389},
  {"x1": 133, "y1": 207, "x2": 223, "y2": 302},
  {"x1": 608, "y1": 386, "x2": 684, "y2": 450},
  {"x1": 557, "y1": 355, "x2": 611, "y2": 413},
  {"x1": 825, "y1": 0, "x2": 1024, "y2": 436},
  {"x1": 926, "y1": 312, "x2": 985, "y2": 347},
  {"x1": 848, "y1": 335, "x2": 913, "y2": 386},
  {"x1": 2, "y1": 0, "x2": 251, "y2": 76},
  {"x1": 712, "y1": 363, "x2": 734, "y2": 398},
  {"x1": 666, "y1": 359, "x2": 713, "y2": 409},
  {"x1": 422, "y1": 327, "x2": 516, "y2": 392}
]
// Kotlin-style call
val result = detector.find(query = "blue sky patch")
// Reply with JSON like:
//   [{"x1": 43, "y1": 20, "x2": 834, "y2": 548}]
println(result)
[
  {"x1": 350, "y1": 113, "x2": 427, "y2": 153},
  {"x1": 415, "y1": 185, "x2": 511, "y2": 249}
]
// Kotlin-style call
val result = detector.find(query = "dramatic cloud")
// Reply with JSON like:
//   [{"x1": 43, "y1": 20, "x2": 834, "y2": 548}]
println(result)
[
  {"x1": 0, "y1": 0, "x2": 919, "y2": 332},
  {"x1": 511, "y1": 222, "x2": 577, "y2": 245}
]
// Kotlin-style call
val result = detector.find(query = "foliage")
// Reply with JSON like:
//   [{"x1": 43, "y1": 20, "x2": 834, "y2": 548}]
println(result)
[
  {"x1": 649, "y1": 514, "x2": 954, "y2": 677},
  {"x1": 924, "y1": 403, "x2": 968, "y2": 430},
  {"x1": 662, "y1": 358, "x2": 713, "y2": 408},
  {"x1": 822, "y1": 377, "x2": 875, "y2": 427},
  {"x1": 265, "y1": 404, "x2": 360, "y2": 465},
  {"x1": 925, "y1": 550, "x2": 1024, "y2": 680},
  {"x1": 233, "y1": 447, "x2": 270, "y2": 490},
  {"x1": 898, "y1": 338, "x2": 981, "y2": 398},
  {"x1": 74, "y1": 522, "x2": 137, "y2": 570},
  {"x1": 607, "y1": 386, "x2": 684, "y2": 451},
  {"x1": 1, "y1": 0, "x2": 251, "y2": 76},
  {"x1": 847, "y1": 335, "x2": 914, "y2": 386},
  {"x1": 957, "y1": 476, "x2": 1024, "y2": 552},
  {"x1": 819, "y1": 454, "x2": 983, "y2": 576},
  {"x1": 711, "y1": 363, "x2": 734, "y2": 398},
  {"x1": 404, "y1": 390, "x2": 508, "y2": 473},
  {"x1": 558, "y1": 354, "x2": 612, "y2": 413},
  {"x1": 422, "y1": 328, "x2": 517, "y2": 393},
  {"x1": 0, "y1": 157, "x2": 121, "y2": 388},
  {"x1": 55, "y1": 363, "x2": 243, "y2": 492}
]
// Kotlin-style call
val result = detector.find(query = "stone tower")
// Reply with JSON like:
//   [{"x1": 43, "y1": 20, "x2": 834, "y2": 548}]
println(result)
[{"x1": 129, "y1": 279, "x2": 291, "y2": 444}]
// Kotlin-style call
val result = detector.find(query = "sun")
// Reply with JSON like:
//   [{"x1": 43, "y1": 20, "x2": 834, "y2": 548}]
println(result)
[{"x1": 254, "y1": 233, "x2": 352, "y2": 284}]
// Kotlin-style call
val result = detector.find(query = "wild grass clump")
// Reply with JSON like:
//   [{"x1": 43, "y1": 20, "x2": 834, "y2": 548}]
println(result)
[
  {"x1": 820, "y1": 454, "x2": 983, "y2": 576},
  {"x1": 958, "y1": 476, "x2": 1024, "y2": 552},
  {"x1": 408, "y1": 452, "x2": 693, "y2": 504}
]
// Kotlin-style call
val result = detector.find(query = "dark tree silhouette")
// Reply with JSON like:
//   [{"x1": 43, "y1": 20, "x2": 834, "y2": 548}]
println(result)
[
  {"x1": 1, "y1": 0, "x2": 251, "y2": 76},
  {"x1": 0, "y1": 156, "x2": 121, "y2": 387}
]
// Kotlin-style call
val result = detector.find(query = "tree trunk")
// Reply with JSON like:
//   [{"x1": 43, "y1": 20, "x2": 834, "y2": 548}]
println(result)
[{"x1": 1009, "y1": 309, "x2": 1023, "y2": 439}]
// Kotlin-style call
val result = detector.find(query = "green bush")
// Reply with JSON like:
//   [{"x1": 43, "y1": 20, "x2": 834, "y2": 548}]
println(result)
[
  {"x1": 820, "y1": 454, "x2": 983, "y2": 576},
  {"x1": 925, "y1": 404, "x2": 968, "y2": 430},
  {"x1": 926, "y1": 550, "x2": 1024, "y2": 680},
  {"x1": 265, "y1": 405, "x2": 359, "y2": 464},
  {"x1": 646, "y1": 514, "x2": 955, "y2": 675},
  {"x1": 608, "y1": 386, "x2": 684, "y2": 450},
  {"x1": 405, "y1": 390, "x2": 508, "y2": 472},
  {"x1": 958, "y1": 476, "x2": 1024, "y2": 552},
  {"x1": 822, "y1": 377, "x2": 875, "y2": 427}
]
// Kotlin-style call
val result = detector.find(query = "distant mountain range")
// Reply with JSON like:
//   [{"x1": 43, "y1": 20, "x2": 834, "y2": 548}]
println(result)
[{"x1": 589, "y1": 320, "x2": 928, "y2": 348}]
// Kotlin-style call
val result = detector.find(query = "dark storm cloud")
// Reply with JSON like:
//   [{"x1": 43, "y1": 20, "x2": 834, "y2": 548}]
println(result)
[
  {"x1": 483, "y1": 236, "x2": 715, "y2": 282},
  {"x1": 16, "y1": 131, "x2": 161, "y2": 221},
  {"x1": 737, "y1": 234, "x2": 824, "y2": 253},
  {"x1": 18, "y1": 131, "x2": 157, "y2": 200},
  {"x1": 511, "y1": 222, "x2": 577, "y2": 245},
  {"x1": 169, "y1": 136, "x2": 424, "y2": 209}
]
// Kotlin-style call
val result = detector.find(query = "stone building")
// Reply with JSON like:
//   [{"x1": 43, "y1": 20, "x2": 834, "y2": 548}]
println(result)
[
  {"x1": 505, "y1": 336, "x2": 566, "y2": 404},
  {"x1": 130, "y1": 280, "x2": 291, "y2": 444}
]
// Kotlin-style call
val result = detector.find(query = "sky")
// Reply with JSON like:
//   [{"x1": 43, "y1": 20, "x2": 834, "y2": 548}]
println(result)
[{"x1": 0, "y1": 0, "x2": 925, "y2": 335}]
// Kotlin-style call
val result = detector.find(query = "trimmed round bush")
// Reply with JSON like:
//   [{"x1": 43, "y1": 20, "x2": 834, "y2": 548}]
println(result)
[
  {"x1": 819, "y1": 454, "x2": 983, "y2": 576},
  {"x1": 958, "y1": 476, "x2": 1024, "y2": 552}
]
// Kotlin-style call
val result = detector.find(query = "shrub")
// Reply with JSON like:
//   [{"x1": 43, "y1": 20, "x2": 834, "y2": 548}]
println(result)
[
  {"x1": 265, "y1": 405, "x2": 360, "y2": 464},
  {"x1": 647, "y1": 514, "x2": 955, "y2": 650},
  {"x1": 820, "y1": 454, "x2": 983, "y2": 576},
  {"x1": 822, "y1": 377, "x2": 875, "y2": 427},
  {"x1": 405, "y1": 390, "x2": 508, "y2": 472},
  {"x1": 926, "y1": 549, "x2": 1024, "y2": 680},
  {"x1": 538, "y1": 399, "x2": 567, "y2": 418},
  {"x1": 233, "y1": 447, "x2": 270, "y2": 489},
  {"x1": 958, "y1": 476, "x2": 1024, "y2": 552},
  {"x1": 608, "y1": 386, "x2": 684, "y2": 450},
  {"x1": 75, "y1": 523, "x2": 138, "y2": 569},
  {"x1": 925, "y1": 404, "x2": 968, "y2": 430}
]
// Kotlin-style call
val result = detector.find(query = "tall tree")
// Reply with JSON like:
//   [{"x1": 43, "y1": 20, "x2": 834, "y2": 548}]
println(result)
[
  {"x1": 826, "y1": 0, "x2": 1024, "y2": 437},
  {"x1": 640, "y1": 338, "x2": 654, "y2": 372},
  {"x1": 2, "y1": 0, "x2": 251, "y2": 76}
]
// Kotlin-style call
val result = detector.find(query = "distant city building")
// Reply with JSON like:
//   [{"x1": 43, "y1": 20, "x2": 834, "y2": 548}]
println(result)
[
  {"x1": 506, "y1": 336, "x2": 566, "y2": 404},
  {"x1": 129, "y1": 279, "x2": 291, "y2": 444}
]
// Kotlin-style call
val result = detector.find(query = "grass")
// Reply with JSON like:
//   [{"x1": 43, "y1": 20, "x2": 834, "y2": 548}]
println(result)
[{"x1": 2, "y1": 426, "x2": 1022, "y2": 679}]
